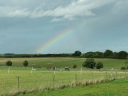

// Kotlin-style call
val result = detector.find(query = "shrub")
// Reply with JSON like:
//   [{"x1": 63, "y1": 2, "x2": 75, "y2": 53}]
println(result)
[
  {"x1": 95, "y1": 62, "x2": 103, "y2": 69},
  {"x1": 82, "y1": 58, "x2": 96, "y2": 69},
  {"x1": 6, "y1": 61, "x2": 12, "y2": 66},
  {"x1": 73, "y1": 64, "x2": 77, "y2": 68},
  {"x1": 23, "y1": 60, "x2": 28, "y2": 67},
  {"x1": 121, "y1": 67, "x2": 126, "y2": 70},
  {"x1": 124, "y1": 60, "x2": 128, "y2": 68}
]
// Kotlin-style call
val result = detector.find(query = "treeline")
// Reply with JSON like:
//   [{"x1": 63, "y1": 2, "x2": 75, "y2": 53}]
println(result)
[
  {"x1": 83, "y1": 50, "x2": 128, "y2": 59},
  {"x1": 0, "y1": 53, "x2": 73, "y2": 58},
  {"x1": 0, "y1": 49, "x2": 128, "y2": 59}
]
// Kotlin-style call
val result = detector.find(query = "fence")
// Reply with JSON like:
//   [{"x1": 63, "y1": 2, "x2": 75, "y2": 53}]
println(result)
[{"x1": 0, "y1": 66, "x2": 127, "y2": 95}]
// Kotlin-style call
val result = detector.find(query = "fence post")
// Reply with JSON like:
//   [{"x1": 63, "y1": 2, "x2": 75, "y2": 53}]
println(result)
[
  {"x1": 106, "y1": 72, "x2": 107, "y2": 79},
  {"x1": 120, "y1": 71, "x2": 121, "y2": 78},
  {"x1": 92, "y1": 73, "x2": 93, "y2": 82},
  {"x1": 125, "y1": 70, "x2": 126, "y2": 78},
  {"x1": 75, "y1": 74, "x2": 77, "y2": 86},
  {"x1": 53, "y1": 75, "x2": 54, "y2": 88},
  {"x1": 17, "y1": 77, "x2": 19, "y2": 92},
  {"x1": 116, "y1": 71, "x2": 117, "y2": 79}
]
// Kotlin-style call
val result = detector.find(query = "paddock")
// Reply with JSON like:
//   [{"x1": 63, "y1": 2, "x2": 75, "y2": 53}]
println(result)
[{"x1": 0, "y1": 66, "x2": 127, "y2": 95}]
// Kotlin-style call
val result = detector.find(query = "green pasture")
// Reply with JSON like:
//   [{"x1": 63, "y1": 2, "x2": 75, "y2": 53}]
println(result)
[
  {"x1": 0, "y1": 67, "x2": 127, "y2": 96},
  {"x1": 20, "y1": 78, "x2": 128, "y2": 96},
  {"x1": 0, "y1": 57, "x2": 127, "y2": 69}
]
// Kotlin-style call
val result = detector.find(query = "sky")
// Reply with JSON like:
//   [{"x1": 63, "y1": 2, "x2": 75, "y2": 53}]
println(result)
[{"x1": 0, "y1": 0, "x2": 128, "y2": 54}]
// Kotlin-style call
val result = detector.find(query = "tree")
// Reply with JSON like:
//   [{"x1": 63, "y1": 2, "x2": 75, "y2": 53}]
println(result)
[
  {"x1": 23, "y1": 60, "x2": 28, "y2": 67},
  {"x1": 95, "y1": 62, "x2": 103, "y2": 69},
  {"x1": 126, "y1": 55, "x2": 128, "y2": 59},
  {"x1": 113, "y1": 52, "x2": 119, "y2": 59},
  {"x1": 84, "y1": 52, "x2": 94, "y2": 58},
  {"x1": 121, "y1": 67, "x2": 126, "y2": 70},
  {"x1": 118, "y1": 51, "x2": 127, "y2": 59},
  {"x1": 104, "y1": 49, "x2": 113, "y2": 57},
  {"x1": 82, "y1": 58, "x2": 96, "y2": 69},
  {"x1": 94, "y1": 51, "x2": 104, "y2": 58},
  {"x1": 73, "y1": 64, "x2": 77, "y2": 68},
  {"x1": 73, "y1": 51, "x2": 81, "y2": 56},
  {"x1": 6, "y1": 61, "x2": 12, "y2": 66}
]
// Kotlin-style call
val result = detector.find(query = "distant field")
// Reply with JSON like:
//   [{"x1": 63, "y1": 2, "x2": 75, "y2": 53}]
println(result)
[{"x1": 0, "y1": 57, "x2": 127, "y2": 69}]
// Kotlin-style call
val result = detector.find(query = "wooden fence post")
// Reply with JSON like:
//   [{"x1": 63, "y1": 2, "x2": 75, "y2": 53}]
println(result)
[
  {"x1": 53, "y1": 75, "x2": 54, "y2": 88},
  {"x1": 92, "y1": 73, "x2": 93, "y2": 82},
  {"x1": 75, "y1": 74, "x2": 77, "y2": 85},
  {"x1": 125, "y1": 70, "x2": 126, "y2": 78},
  {"x1": 106, "y1": 72, "x2": 107, "y2": 79},
  {"x1": 120, "y1": 71, "x2": 121, "y2": 78},
  {"x1": 116, "y1": 71, "x2": 117, "y2": 79},
  {"x1": 17, "y1": 77, "x2": 19, "y2": 92},
  {"x1": 111, "y1": 70, "x2": 113, "y2": 79}
]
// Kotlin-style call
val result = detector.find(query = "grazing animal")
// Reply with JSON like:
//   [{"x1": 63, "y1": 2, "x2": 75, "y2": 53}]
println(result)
[
  {"x1": 47, "y1": 67, "x2": 51, "y2": 70},
  {"x1": 53, "y1": 67, "x2": 56, "y2": 70},
  {"x1": 65, "y1": 67, "x2": 69, "y2": 71}
]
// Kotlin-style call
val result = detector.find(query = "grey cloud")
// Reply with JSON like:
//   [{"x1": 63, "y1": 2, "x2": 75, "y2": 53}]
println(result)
[{"x1": 0, "y1": 0, "x2": 118, "y2": 21}]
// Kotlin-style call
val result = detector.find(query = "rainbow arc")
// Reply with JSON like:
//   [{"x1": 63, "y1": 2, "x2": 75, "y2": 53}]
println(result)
[{"x1": 36, "y1": 22, "x2": 86, "y2": 53}]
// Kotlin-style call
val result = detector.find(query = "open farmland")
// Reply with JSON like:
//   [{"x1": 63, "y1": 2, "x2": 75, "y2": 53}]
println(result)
[
  {"x1": 0, "y1": 57, "x2": 127, "y2": 95},
  {"x1": 0, "y1": 57, "x2": 127, "y2": 69},
  {"x1": 0, "y1": 66, "x2": 127, "y2": 96}
]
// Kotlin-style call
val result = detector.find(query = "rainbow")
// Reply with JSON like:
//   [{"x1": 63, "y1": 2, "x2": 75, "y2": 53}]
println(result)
[{"x1": 36, "y1": 22, "x2": 86, "y2": 53}]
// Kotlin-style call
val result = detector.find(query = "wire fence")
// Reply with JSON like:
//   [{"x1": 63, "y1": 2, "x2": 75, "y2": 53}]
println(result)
[{"x1": 0, "y1": 66, "x2": 127, "y2": 95}]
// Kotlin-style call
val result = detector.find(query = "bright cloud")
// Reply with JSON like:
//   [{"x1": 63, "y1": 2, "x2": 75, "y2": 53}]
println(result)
[
  {"x1": 0, "y1": 6, "x2": 30, "y2": 17},
  {"x1": 0, "y1": 0, "x2": 118, "y2": 21},
  {"x1": 50, "y1": 18, "x2": 65, "y2": 22}
]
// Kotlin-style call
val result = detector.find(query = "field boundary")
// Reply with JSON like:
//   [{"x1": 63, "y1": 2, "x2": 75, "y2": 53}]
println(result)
[{"x1": 6, "y1": 77, "x2": 127, "y2": 96}]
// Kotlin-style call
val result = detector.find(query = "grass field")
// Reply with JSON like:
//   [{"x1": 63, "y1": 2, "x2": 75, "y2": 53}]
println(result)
[
  {"x1": 0, "y1": 66, "x2": 127, "y2": 96},
  {"x1": 0, "y1": 57, "x2": 127, "y2": 96},
  {"x1": 18, "y1": 78, "x2": 128, "y2": 96},
  {"x1": 0, "y1": 57, "x2": 127, "y2": 69}
]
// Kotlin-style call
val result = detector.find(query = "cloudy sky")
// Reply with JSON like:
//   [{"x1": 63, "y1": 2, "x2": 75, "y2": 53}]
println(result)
[{"x1": 0, "y1": 0, "x2": 128, "y2": 54}]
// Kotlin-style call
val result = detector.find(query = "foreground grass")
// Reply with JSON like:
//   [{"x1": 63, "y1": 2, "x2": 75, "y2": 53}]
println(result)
[
  {"x1": 0, "y1": 57, "x2": 126, "y2": 69},
  {"x1": 18, "y1": 78, "x2": 128, "y2": 96},
  {"x1": 0, "y1": 67, "x2": 127, "y2": 96}
]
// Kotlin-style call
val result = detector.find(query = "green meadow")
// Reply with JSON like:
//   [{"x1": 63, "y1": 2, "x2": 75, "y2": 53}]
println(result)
[
  {"x1": 0, "y1": 57, "x2": 127, "y2": 96},
  {"x1": 0, "y1": 57, "x2": 126, "y2": 69},
  {"x1": 0, "y1": 66, "x2": 127, "y2": 96},
  {"x1": 19, "y1": 78, "x2": 128, "y2": 96}
]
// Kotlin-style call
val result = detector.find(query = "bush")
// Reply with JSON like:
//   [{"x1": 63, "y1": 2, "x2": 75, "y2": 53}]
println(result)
[
  {"x1": 73, "y1": 51, "x2": 81, "y2": 56},
  {"x1": 23, "y1": 60, "x2": 28, "y2": 67},
  {"x1": 6, "y1": 61, "x2": 12, "y2": 66},
  {"x1": 124, "y1": 60, "x2": 128, "y2": 68},
  {"x1": 121, "y1": 67, "x2": 126, "y2": 70},
  {"x1": 95, "y1": 62, "x2": 103, "y2": 69},
  {"x1": 82, "y1": 58, "x2": 96, "y2": 69},
  {"x1": 73, "y1": 64, "x2": 77, "y2": 68}
]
